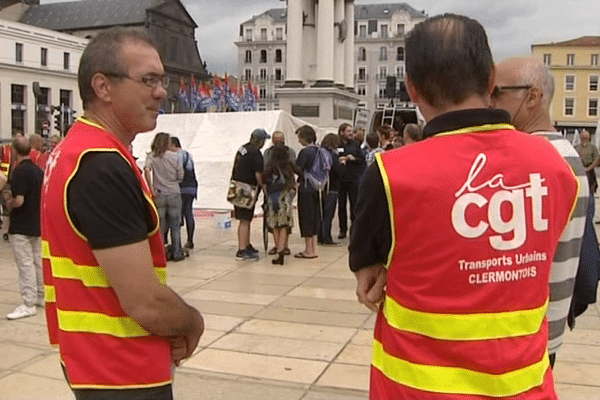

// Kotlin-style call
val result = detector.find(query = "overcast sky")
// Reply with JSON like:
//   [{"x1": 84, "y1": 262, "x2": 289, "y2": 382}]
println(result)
[{"x1": 42, "y1": 0, "x2": 600, "y2": 76}]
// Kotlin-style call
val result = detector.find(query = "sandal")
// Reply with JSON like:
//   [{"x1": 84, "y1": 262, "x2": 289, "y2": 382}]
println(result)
[{"x1": 294, "y1": 252, "x2": 318, "y2": 259}]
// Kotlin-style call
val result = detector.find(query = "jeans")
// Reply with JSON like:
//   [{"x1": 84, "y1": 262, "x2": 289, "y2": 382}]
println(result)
[
  {"x1": 155, "y1": 193, "x2": 183, "y2": 259},
  {"x1": 9, "y1": 234, "x2": 43, "y2": 307},
  {"x1": 319, "y1": 191, "x2": 338, "y2": 242},
  {"x1": 181, "y1": 194, "x2": 195, "y2": 244},
  {"x1": 338, "y1": 180, "x2": 358, "y2": 234}
]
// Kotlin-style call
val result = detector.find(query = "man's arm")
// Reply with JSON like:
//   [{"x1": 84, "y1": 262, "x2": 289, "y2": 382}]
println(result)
[
  {"x1": 355, "y1": 264, "x2": 387, "y2": 312},
  {"x1": 94, "y1": 240, "x2": 204, "y2": 360}
]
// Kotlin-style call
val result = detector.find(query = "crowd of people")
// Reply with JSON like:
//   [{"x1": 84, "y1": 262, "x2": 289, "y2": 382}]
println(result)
[
  {"x1": 229, "y1": 119, "x2": 423, "y2": 265},
  {"x1": 0, "y1": 13, "x2": 599, "y2": 399}
]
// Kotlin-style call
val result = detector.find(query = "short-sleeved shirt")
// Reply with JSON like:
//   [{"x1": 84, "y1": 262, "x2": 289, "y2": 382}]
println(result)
[
  {"x1": 9, "y1": 159, "x2": 44, "y2": 236},
  {"x1": 574, "y1": 142, "x2": 599, "y2": 167},
  {"x1": 67, "y1": 152, "x2": 153, "y2": 250},
  {"x1": 232, "y1": 143, "x2": 264, "y2": 185}
]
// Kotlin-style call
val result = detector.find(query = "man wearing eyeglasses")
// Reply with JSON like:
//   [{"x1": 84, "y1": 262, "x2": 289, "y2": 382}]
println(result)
[
  {"x1": 41, "y1": 28, "x2": 204, "y2": 400},
  {"x1": 493, "y1": 56, "x2": 594, "y2": 368},
  {"x1": 350, "y1": 14, "x2": 579, "y2": 399}
]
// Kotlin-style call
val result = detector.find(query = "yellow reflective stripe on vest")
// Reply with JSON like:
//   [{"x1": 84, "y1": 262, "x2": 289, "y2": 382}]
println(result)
[
  {"x1": 383, "y1": 295, "x2": 548, "y2": 341},
  {"x1": 42, "y1": 241, "x2": 167, "y2": 287},
  {"x1": 57, "y1": 309, "x2": 149, "y2": 338},
  {"x1": 45, "y1": 285, "x2": 56, "y2": 303},
  {"x1": 372, "y1": 339, "x2": 549, "y2": 396}
]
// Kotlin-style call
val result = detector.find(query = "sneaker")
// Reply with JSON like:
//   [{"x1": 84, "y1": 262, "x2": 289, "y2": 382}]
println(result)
[
  {"x1": 35, "y1": 299, "x2": 45, "y2": 307},
  {"x1": 184, "y1": 242, "x2": 194, "y2": 249},
  {"x1": 235, "y1": 249, "x2": 259, "y2": 261},
  {"x1": 246, "y1": 244, "x2": 259, "y2": 254},
  {"x1": 6, "y1": 304, "x2": 36, "y2": 320}
]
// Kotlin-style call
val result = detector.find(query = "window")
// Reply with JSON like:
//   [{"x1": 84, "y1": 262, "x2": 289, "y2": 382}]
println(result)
[
  {"x1": 260, "y1": 28, "x2": 267, "y2": 41},
  {"x1": 589, "y1": 99, "x2": 598, "y2": 116},
  {"x1": 590, "y1": 76, "x2": 598, "y2": 91},
  {"x1": 245, "y1": 29, "x2": 253, "y2": 41},
  {"x1": 15, "y1": 43, "x2": 23, "y2": 62},
  {"x1": 564, "y1": 98, "x2": 574, "y2": 116},
  {"x1": 543, "y1": 54, "x2": 551, "y2": 66},
  {"x1": 358, "y1": 67, "x2": 366, "y2": 81},
  {"x1": 381, "y1": 24, "x2": 388, "y2": 38},
  {"x1": 592, "y1": 54, "x2": 599, "y2": 66},
  {"x1": 60, "y1": 89, "x2": 72, "y2": 108},
  {"x1": 275, "y1": 49, "x2": 282, "y2": 63},
  {"x1": 567, "y1": 54, "x2": 574, "y2": 66},
  {"x1": 358, "y1": 47, "x2": 366, "y2": 62},
  {"x1": 259, "y1": 68, "x2": 267, "y2": 81},
  {"x1": 379, "y1": 47, "x2": 387, "y2": 61},
  {"x1": 275, "y1": 27, "x2": 283, "y2": 41},
  {"x1": 11, "y1": 84, "x2": 25, "y2": 134},
  {"x1": 245, "y1": 50, "x2": 252, "y2": 63},
  {"x1": 260, "y1": 50, "x2": 267, "y2": 63},
  {"x1": 565, "y1": 75, "x2": 575, "y2": 91},
  {"x1": 357, "y1": 85, "x2": 366, "y2": 96},
  {"x1": 275, "y1": 68, "x2": 283, "y2": 81},
  {"x1": 395, "y1": 65, "x2": 404, "y2": 79},
  {"x1": 41, "y1": 47, "x2": 48, "y2": 67},
  {"x1": 359, "y1": 25, "x2": 366, "y2": 38},
  {"x1": 396, "y1": 24, "x2": 405, "y2": 37},
  {"x1": 379, "y1": 66, "x2": 388, "y2": 80},
  {"x1": 397, "y1": 47, "x2": 404, "y2": 61},
  {"x1": 63, "y1": 52, "x2": 70, "y2": 70},
  {"x1": 379, "y1": 85, "x2": 386, "y2": 99},
  {"x1": 258, "y1": 103, "x2": 266, "y2": 111},
  {"x1": 244, "y1": 69, "x2": 252, "y2": 81},
  {"x1": 259, "y1": 86, "x2": 266, "y2": 98}
]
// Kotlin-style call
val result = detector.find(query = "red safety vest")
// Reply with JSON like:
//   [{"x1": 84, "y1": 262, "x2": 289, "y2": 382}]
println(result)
[
  {"x1": 0, "y1": 143, "x2": 11, "y2": 177},
  {"x1": 371, "y1": 124, "x2": 579, "y2": 399},
  {"x1": 41, "y1": 118, "x2": 171, "y2": 389}
]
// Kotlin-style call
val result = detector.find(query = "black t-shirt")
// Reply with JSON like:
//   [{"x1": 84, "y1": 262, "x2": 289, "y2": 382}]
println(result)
[
  {"x1": 232, "y1": 143, "x2": 264, "y2": 185},
  {"x1": 67, "y1": 152, "x2": 154, "y2": 250},
  {"x1": 9, "y1": 159, "x2": 44, "y2": 236},
  {"x1": 296, "y1": 145, "x2": 319, "y2": 192}
]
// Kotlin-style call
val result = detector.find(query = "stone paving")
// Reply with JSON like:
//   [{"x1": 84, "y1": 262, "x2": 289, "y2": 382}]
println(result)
[{"x1": 0, "y1": 213, "x2": 599, "y2": 399}]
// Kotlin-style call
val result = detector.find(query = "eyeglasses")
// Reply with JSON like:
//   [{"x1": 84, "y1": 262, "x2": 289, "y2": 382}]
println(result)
[
  {"x1": 105, "y1": 73, "x2": 169, "y2": 89},
  {"x1": 491, "y1": 85, "x2": 532, "y2": 98}
]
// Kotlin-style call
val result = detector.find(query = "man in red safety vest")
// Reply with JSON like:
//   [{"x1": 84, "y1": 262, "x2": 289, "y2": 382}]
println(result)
[
  {"x1": 349, "y1": 14, "x2": 579, "y2": 399},
  {"x1": 41, "y1": 28, "x2": 203, "y2": 399}
]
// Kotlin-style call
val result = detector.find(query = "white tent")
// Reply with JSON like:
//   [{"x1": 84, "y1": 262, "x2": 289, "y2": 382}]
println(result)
[{"x1": 132, "y1": 110, "x2": 330, "y2": 211}]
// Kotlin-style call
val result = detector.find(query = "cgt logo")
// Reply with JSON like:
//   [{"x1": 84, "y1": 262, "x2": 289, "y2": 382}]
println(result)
[{"x1": 451, "y1": 153, "x2": 548, "y2": 251}]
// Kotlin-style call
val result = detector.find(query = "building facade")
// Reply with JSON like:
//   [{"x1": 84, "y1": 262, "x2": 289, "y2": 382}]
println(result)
[
  {"x1": 531, "y1": 36, "x2": 600, "y2": 134},
  {"x1": 235, "y1": 3, "x2": 426, "y2": 113},
  {"x1": 0, "y1": 18, "x2": 86, "y2": 139},
  {"x1": 2, "y1": 0, "x2": 209, "y2": 114}
]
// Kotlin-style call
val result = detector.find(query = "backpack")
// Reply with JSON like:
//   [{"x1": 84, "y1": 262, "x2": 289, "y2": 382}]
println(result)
[{"x1": 304, "y1": 146, "x2": 332, "y2": 191}]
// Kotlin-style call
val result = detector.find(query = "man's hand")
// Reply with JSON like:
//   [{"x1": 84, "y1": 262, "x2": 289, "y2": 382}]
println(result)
[
  {"x1": 169, "y1": 336, "x2": 187, "y2": 366},
  {"x1": 354, "y1": 264, "x2": 387, "y2": 312},
  {"x1": 182, "y1": 309, "x2": 204, "y2": 360}
]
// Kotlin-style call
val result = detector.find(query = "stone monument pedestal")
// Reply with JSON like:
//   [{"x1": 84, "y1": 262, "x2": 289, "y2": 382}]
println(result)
[{"x1": 276, "y1": 86, "x2": 360, "y2": 130}]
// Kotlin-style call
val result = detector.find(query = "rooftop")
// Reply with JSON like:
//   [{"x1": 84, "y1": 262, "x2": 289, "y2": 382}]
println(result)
[
  {"x1": 534, "y1": 36, "x2": 600, "y2": 47},
  {"x1": 20, "y1": 0, "x2": 164, "y2": 31}
]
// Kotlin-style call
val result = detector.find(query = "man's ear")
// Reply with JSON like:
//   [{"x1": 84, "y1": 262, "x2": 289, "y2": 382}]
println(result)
[
  {"x1": 486, "y1": 66, "x2": 496, "y2": 98},
  {"x1": 405, "y1": 76, "x2": 419, "y2": 104},
  {"x1": 526, "y1": 86, "x2": 543, "y2": 109},
  {"x1": 90, "y1": 73, "x2": 113, "y2": 103}
]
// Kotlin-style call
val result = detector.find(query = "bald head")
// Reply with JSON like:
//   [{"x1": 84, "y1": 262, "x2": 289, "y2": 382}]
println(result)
[
  {"x1": 272, "y1": 131, "x2": 285, "y2": 145},
  {"x1": 12, "y1": 135, "x2": 31, "y2": 157},
  {"x1": 497, "y1": 57, "x2": 554, "y2": 108},
  {"x1": 492, "y1": 56, "x2": 555, "y2": 132},
  {"x1": 581, "y1": 129, "x2": 591, "y2": 143}
]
